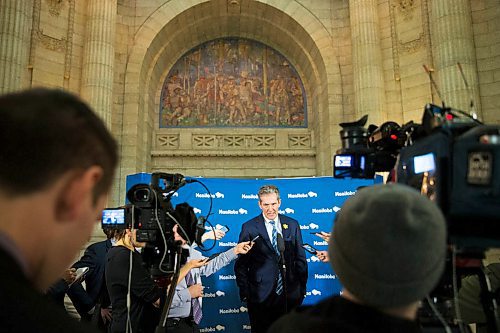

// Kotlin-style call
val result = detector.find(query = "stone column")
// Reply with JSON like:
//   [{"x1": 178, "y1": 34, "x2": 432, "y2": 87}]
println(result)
[
  {"x1": 0, "y1": 0, "x2": 32, "y2": 93},
  {"x1": 349, "y1": 0, "x2": 386, "y2": 126},
  {"x1": 81, "y1": 0, "x2": 117, "y2": 127},
  {"x1": 431, "y1": 0, "x2": 481, "y2": 116}
]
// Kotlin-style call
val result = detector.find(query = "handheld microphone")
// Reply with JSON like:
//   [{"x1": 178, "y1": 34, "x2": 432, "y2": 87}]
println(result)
[
  {"x1": 277, "y1": 233, "x2": 287, "y2": 311},
  {"x1": 277, "y1": 233, "x2": 285, "y2": 258}
]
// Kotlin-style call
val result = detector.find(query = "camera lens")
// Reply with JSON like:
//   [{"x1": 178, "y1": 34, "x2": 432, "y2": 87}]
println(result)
[{"x1": 134, "y1": 188, "x2": 151, "y2": 202}]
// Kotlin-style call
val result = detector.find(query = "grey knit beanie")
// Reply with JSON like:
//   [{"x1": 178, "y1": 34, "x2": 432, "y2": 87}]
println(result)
[{"x1": 330, "y1": 183, "x2": 447, "y2": 308}]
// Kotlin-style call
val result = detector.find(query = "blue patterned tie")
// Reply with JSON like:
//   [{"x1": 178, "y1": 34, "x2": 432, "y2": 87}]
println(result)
[
  {"x1": 185, "y1": 272, "x2": 203, "y2": 324},
  {"x1": 269, "y1": 220, "x2": 283, "y2": 295}
]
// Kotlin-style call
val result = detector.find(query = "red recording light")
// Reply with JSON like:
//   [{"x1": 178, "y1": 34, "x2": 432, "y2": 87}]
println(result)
[
  {"x1": 390, "y1": 134, "x2": 398, "y2": 140},
  {"x1": 445, "y1": 113, "x2": 454, "y2": 121}
]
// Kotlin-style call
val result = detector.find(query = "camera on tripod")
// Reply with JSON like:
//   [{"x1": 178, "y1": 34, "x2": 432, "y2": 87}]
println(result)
[
  {"x1": 101, "y1": 172, "x2": 206, "y2": 277},
  {"x1": 333, "y1": 114, "x2": 413, "y2": 179},
  {"x1": 334, "y1": 103, "x2": 500, "y2": 246},
  {"x1": 334, "y1": 105, "x2": 500, "y2": 331}
]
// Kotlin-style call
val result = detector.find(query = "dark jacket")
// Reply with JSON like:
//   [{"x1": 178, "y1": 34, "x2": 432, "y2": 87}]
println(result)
[
  {"x1": 106, "y1": 246, "x2": 163, "y2": 333},
  {"x1": 235, "y1": 214, "x2": 308, "y2": 304},
  {"x1": 269, "y1": 296, "x2": 421, "y2": 333},
  {"x1": 0, "y1": 246, "x2": 100, "y2": 333},
  {"x1": 69, "y1": 239, "x2": 113, "y2": 315}
]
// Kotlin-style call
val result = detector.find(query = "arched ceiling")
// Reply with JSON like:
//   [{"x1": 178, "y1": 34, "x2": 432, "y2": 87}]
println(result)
[{"x1": 133, "y1": 0, "x2": 336, "y2": 125}]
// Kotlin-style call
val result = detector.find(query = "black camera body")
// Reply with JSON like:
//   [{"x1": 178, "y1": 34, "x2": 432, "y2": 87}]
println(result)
[
  {"x1": 101, "y1": 172, "x2": 204, "y2": 277},
  {"x1": 333, "y1": 115, "x2": 409, "y2": 179},
  {"x1": 396, "y1": 105, "x2": 500, "y2": 247},
  {"x1": 334, "y1": 104, "x2": 500, "y2": 246}
]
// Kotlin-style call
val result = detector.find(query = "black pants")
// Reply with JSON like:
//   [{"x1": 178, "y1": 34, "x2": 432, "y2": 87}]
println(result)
[
  {"x1": 248, "y1": 292, "x2": 287, "y2": 333},
  {"x1": 165, "y1": 317, "x2": 199, "y2": 333}
]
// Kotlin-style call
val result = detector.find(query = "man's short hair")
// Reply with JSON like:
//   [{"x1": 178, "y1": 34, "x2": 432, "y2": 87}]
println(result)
[
  {"x1": 258, "y1": 185, "x2": 280, "y2": 200},
  {"x1": 329, "y1": 183, "x2": 447, "y2": 308},
  {"x1": 0, "y1": 88, "x2": 118, "y2": 199}
]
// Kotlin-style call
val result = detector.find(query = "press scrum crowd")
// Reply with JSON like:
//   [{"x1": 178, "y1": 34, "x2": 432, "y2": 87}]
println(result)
[{"x1": 0, "y1": 88, "x2": 494, "y2": 333}]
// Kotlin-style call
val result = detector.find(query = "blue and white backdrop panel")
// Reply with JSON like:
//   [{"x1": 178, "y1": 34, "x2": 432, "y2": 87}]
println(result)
[{"x1": 126, "y1": 174, "x2": 379, "y2": 333}]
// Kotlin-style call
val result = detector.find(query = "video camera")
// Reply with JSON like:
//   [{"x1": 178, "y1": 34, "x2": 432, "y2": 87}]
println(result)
[
  {"x1": 101, "y1": 172, "x2": 206, "y2": 277},
  {"x1": 396, "y1": 105, "x2": 500, "y2": 246},
  {"x1": 334, "y1": 104, "x2": 500, "y2": 246},
  {"x1": 335, "y1": 105, "x2": 500, "y2": 331},
  {"x1": 333, "y1": 115, "x2": 413, "y2": 179}
]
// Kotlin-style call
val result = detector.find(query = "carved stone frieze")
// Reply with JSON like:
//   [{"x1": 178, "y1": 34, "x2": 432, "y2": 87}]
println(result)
[
  {"x1": 35, "y1": 29, "x2": 66, "y2": 52},
  {"x1": 157, "y1": 134, "x2": 179, "y2": 148},
  {"x1": 288, "y1": 134, "x2": 311, "y2": 148},
  {"x1": 193, "y1": 135, "x2": 218, "y2": 148},
  {"x1": 398, "y1": 32, "x2": 425, "y2": 53},
  {"x1": 45, "y1": 0, "x2": 65, "y2": 16},
  {"x1": 396, "y1": 0, "x2": 416, "y2": 20},
  {"x1": 390, "y1": 0, "x2": 430, "y2": 79},
  {"x1": 192, "y1": 134, "x2": 276, "y2": 149}
]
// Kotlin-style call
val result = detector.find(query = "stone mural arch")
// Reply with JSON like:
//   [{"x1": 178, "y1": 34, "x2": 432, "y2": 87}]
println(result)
[{"x1": 118, "y1": 0, "x2": 341, "y2": 202}]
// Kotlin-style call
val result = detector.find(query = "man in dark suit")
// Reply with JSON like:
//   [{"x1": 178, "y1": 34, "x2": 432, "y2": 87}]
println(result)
[
  {"x1": 69, "y1": 230, "x2": 115, "y2": 329},
  {"x1": 235, "y1": 184, "x2": 308, "y2": 333},
  {"x1": 0, "y1": 88, "x2": 118, "y2": 333},
  {"x1": 47, "y1": 229, "x2": 115, "y2": 327}
]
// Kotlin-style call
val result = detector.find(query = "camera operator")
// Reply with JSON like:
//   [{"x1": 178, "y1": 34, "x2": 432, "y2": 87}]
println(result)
[
  {"x1": 458, "y1": 263, "x2": 500, "y2": 333},
  {"x1": 269, "y1": 184, "x2": 447, "y2": 332},
  {"x1": 0, "y1": 88, "x2": 118, "y2": 333},
  {"x1": 167, "y1": 224, "x2": 254, "y2": 332},
  {"x1": 105, "y1": 227, "x2": 207, "y2": 333}
]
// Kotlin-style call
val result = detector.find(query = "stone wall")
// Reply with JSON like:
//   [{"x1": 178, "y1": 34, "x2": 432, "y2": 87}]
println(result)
[{"x1": 0, "y1": 0, "x2": 499, "y2": 208}]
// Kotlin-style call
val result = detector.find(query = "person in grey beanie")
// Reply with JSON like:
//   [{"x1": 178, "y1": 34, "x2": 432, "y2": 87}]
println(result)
[{"x1": 268, "y1": 183, "x2": 447, "y2": 333}]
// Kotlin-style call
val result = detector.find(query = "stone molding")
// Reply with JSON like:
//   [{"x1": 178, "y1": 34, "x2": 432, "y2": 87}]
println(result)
[
  {"x1": 155, "y1": 132, "x2": 312, "y2": 150},
  {"x1": 35, "y1": 29, "x2": 66, "y2": 52},
  {"x1": 151, "y1": 149, "x2": 315, "y2": 158},
  {"x1": 389, "y1": 0, "x2": 431, "y2": 81}
]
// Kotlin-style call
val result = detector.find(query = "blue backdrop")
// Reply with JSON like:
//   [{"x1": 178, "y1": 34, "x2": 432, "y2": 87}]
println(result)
[{"x1": 126, "y1": 174, "x2": 379, "y2": 332}]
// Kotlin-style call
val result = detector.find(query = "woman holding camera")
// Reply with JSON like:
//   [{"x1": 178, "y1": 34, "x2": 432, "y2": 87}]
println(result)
[{"x1": 106, "y1": 228, "x2": 206, "y2": 333}]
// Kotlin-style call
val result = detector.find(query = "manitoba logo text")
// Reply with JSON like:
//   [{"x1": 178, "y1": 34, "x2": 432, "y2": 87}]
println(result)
[
  {"x1": 241, "y1": 193, "x2": 258, "y2": 199},
  {"x1": 307, "y1": 289, "x2": 322, "y2": 296},
  {"x1": 218, "y1": 208, "x2": 248, "y2": 215},
  {"x1": 334, "y1": 190, "x2": 356, "y2": 197},
  {"x1": 312, "y1": 207, "x2": 341, "y2": 214},
  {"x1": 314, "y1": 273, "x2": 336, "y2": 280},
  {"x1": 200, "y1": 325, "x2": 225, "y2": 332},
  {"x1": 204, "y1": 290, "x2": 226, "y2": 298},
  {"x1": 300, "y1": 222, "x2": 319, "y2": 230},
  {"x1": 288, "y1": 191, "x2": 318, "y2": 198},
  {"x1": 278, "y1": 208, "x2": 294, "y2": 214},
  {"x1": 219, "y1": 241, "x2": 237, "y2": 247},
  {"x1": 306, "y1": 256, "x2": 321, "y2": 263},
  {"x1": 219, "y1": 308, "x2": 240, "y2": 314},
  {"x1": 196, "y1": 192, "x2": 225, "y2": 199}
]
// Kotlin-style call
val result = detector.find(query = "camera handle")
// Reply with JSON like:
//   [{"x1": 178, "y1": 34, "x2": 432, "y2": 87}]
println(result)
[{"x1": 155, "y1": 241, "x2": 184, "y2": 333}]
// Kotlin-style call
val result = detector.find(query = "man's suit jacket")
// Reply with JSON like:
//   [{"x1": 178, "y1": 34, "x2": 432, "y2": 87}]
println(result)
[
  {"x1": 0, "y1": 246, "x2": 100, "y2": 333},
  {"x1": 68, "y1": 239, "x2": 113, "y2": 315},
  {"x1": 235, "y1": 214, "x2": 308, "y2": 304}
]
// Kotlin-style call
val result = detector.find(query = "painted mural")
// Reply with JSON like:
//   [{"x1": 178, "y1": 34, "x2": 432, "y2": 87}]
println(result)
[{"x1": 160, "y1": 38, "x2": 307, "y2": 127}]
